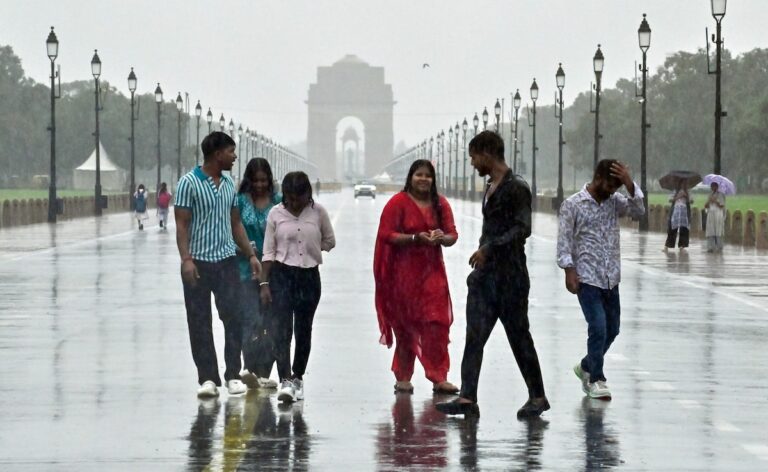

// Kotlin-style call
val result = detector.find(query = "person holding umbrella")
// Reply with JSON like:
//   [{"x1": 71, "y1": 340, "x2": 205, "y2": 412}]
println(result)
[
  {"x1": 664, "y1": 183, "x2": 692, "y2": 252},
  {"x1": 704, "y1": 180, "x2": 728, "y2": 252}
]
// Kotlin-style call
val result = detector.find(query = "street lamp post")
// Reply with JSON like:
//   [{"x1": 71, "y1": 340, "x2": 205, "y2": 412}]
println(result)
[
  {"x1": 472, "y1": 113, "x2": 479, "y2": 200},
  {"x1": 219, "y1": 114, "x2": 225, "y2": 132},
  {"x1": 128, "y1": 68, "x2": 138, "y2": 209},
  {"x1": 462, "y1": 118, "x2": 468, "y2": 199},
  {"x1": 46, "y1": 27, "x2": 61, "y2": 223},
  {"x1": 555, "y1": 64, "x2": 566, "y2": 210},
  {"x1": 528, "y1": 78, "x2": 539, "y2": 210},
  {"x1": 91, "y1": 50, "x2": 103, "y2": 217},
  {"x1": 591, "y1": 44, "x2": 604, "y2": 167},
  {"x1": 708, "y1": 0, "x2": 727, "y2": 174},
  {"x1": 194, "y1": 101, "x2": 202, "y2": 166},
  {"x1": 513, "y1": 90, "x2": 521, "y2": 174},
  {"x1": 454, "y1": 122, "x2": 460, "y2": 198},
  {"x1": 175, "y1": 92, "x2": 183, "y2": 184},
  {"x1": 494, "y1": 99, "x2": 501, "y2": 132},
  {"x1": 482, "y1": 107, "x2": 489, "y2": 131},
  {"x1": 448, "y1": 126, "x2": 454, "y2": 196},
  {"x1": 206, "y1": 108, "x2": 213, "y2": 134},
  {"x1": 228, "y1": 119, "x2": 234, "y2": 139},
  {"x1": 639, "y1": 14, "x2": 652, "y2": 230},
  {"x1": 154, "y1": 83, "x2": 163, "y2": 192},
  {"x1": 237, "y1": 124, "x2": 243, "y2": 182}
]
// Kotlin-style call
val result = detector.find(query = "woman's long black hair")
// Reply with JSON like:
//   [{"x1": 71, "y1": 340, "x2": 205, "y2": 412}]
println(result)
[
  {"x1": 238, "y1": 158, "x2": 275, "y2": 201},
  {"x1": 281, "y1": 171, "x2": 315, "y2": 208},
  {"x1": 403, "y1": 159, "x2": 443, "y2": 229}
]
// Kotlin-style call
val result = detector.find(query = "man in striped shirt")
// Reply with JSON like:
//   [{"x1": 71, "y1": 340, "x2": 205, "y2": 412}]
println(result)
[{"x1": 175, "y1": 131, "x2": 261, "y2": 398}]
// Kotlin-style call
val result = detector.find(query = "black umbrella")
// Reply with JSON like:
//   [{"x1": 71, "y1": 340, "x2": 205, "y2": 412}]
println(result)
[{"x1": 658, "y1": 171, "x2": 702, "y2": 191}]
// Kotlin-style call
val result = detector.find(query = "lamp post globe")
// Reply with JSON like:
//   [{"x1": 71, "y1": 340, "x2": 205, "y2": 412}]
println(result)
[
  {"x1": 154, "y1": 83, "x2": 163, "y2": 103},
  {"x1": 472, "y1": 113, "x2": 479, "y2": 134},
  {"x1": 593, "y1": 44, "x2": 605, "y2": 77},
  {"x1": 513, "y1": 90, "x2": 521, "y2": 110},
  {"x1": 219, "y1": 113, "x2": 225, "y2": 131},
  {"x1": 90, "y1": 49, "x2": 101, "y2": 79},
  {"x1": 556, "y1": 63, "x2": 565, "y2": 90},
  {"x1": 711, "y1": 0, "x2": 727, "y2": 21},
  {"x1": 127, "y1": 68, "x2": 137, "y2": 93},
  {"x1": 638, "y1": 14, "x2": 651, "y2": 52},
  {"x1": 195, "y1": 100, "x2": 202, "y2": 117},
  {"x1": 228, "y1": 118, "x2": 234, "y2": 136},
  {"x1": 46, "y1": 27, "x2": 59, "y2": 60},
  {"x1": 530, "y1": 78, "x2": 539, "y2": 101},
  {"x1": 175, "y1": 92, "x2": 183, "y2": 111},
  {"x1": 481, "y1": 107, "x2": 489, "y2": 130}
]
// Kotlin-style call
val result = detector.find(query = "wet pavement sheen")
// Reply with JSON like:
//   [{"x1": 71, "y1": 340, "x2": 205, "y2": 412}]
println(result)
[{"x1": 1, "y1": 190, "x2": 767, "y2": 471}]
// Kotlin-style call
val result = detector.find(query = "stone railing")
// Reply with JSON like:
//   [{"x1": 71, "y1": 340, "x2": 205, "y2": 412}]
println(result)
[{"x1": 0, "y1": 193, "x2": 155, "y2": 229}]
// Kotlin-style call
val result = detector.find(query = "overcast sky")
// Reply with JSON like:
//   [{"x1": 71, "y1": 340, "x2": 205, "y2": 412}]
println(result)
[{"x1": 2, "y1": 0, "x2": 766, "y2": 149}]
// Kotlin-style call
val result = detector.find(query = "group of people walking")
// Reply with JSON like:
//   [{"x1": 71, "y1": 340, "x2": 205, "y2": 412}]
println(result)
[
  {"x1": 173, "y1": 129, "x2": 645, "y2": 421},
  {"x1": 132, "y1": 182, "x2": 172, "y2": 231},
  {"x1": 174, "y1": 131, "x2": 335, "y2": 402}
]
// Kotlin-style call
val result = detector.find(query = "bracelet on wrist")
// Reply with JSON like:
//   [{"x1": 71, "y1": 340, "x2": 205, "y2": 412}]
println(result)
[{"x1": 259, "y1": 281, "x2": 270, "y2": 287}]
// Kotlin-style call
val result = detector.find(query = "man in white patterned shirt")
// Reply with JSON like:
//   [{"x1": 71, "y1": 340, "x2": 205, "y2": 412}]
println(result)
[{"x1": 557, "y1": 159, "x2": 645, "y2": 400}]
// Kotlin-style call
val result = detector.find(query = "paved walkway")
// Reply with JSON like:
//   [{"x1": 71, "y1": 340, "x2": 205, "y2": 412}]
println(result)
[{"x1": 0, "y1": 190, "x2": 767, "y2": 470}]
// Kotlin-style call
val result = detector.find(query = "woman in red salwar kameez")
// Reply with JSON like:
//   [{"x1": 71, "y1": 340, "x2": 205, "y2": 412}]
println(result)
[{"x1": 374, "y1": 159, "x2": 459, "y2": 394}]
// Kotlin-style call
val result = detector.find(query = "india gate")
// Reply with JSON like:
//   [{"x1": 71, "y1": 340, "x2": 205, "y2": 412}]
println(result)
[{"x1": 306, "y1": 55, "x2": 395, "y2": 182}]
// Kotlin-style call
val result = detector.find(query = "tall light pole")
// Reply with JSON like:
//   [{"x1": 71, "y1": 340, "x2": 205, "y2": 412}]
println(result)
[
  {"x1": 555, "y1": 64, "x2": 566, "y2": 210},
  {"x1": 454, "y1": 122, "x2": 460, "y2": 198},
  {"x1": 91, "y1": 50, "x2": 103, "y2": 217},
  {"x1": 128, "y1": 68, "x2": 138, "y2": 208},
  {"x1": 708, "y1": 0, "x2": 727, "y2": 174},
  {"x1": 237, "y1": 124, "x2": 243, "y2": 182},
  {"x1": 472, "y1": 113, "x2": 479, "y2": 199},
  {"x1": 462, "y1": 119, "x2": 468, "y2": 199},
  {"x1": 206, "y1": 108, "x2": 213, "y2": 134},
  {"x1": 513, "y1": 90, "x2": 521, "y2": 174},
  {"x1": 175, "y1": 92, "x2": 183, "y2": 184},
  {"x1": 528, "y1": 78, "x2": 539, "y2": 210},
  {"x1": 639, "y1": 14, "x2": 652, "y2": 230},
  {"x1": 154, "y1": 83, "x2": 163, "y2": 192},
  {"x1": 448, "y1": 126, "x2": 454, "y2": 195},
  {"x1": 494, "y1": 99, "x2": 501, "y2": 132},
  {"x1": 46, "y1": 27, "x2": 61, "y2": 223},
  {"x1": 194, "y1": 101, "x2": 202, "y2": 166},
  {"x1": 592, "y1": 44, "x2": 604, "y2": 167}
]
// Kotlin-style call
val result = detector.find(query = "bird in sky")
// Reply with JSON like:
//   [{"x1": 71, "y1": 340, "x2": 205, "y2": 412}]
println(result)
[{"x1": 422, "y1": 63, "x2": 430, "y2": 68}]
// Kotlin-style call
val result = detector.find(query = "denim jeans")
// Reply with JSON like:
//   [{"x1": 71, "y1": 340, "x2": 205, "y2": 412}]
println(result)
[{"x1": 577, "y1": 283, "x2": 621, "y2": 383}]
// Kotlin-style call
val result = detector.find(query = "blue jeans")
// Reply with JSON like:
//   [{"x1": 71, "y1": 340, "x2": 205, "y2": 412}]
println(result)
[{"x1": 577, "y1": 284, "x2": 621, "y2": 383}]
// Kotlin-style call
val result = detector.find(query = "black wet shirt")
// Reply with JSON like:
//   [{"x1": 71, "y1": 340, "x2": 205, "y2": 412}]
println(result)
[{"x1": 479, "y1": 170, "x2": 532, "y2": 273}]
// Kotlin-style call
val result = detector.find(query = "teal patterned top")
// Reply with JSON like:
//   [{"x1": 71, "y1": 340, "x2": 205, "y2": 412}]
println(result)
[{"x1": 237, "y1": 191, "x2": 282, "y2": 281}]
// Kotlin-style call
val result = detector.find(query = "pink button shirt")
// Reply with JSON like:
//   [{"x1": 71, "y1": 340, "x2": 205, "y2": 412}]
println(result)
[{"x1": 262, "y1": 202, "x2": 336, "y2": 268}]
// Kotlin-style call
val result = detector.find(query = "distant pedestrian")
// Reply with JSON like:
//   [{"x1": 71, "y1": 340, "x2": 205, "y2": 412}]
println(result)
[
  {"x1": 436, "y1": 131, "x2": 548, "y2": 418},
  {"x1": 157, "y1": 182, "x2": 172, "y2": 230},
  {"x1": 260, "y1": 171, "x2": 335, "y2": 403},
  {"x1": 664, "y1": 185, "x2": 691, "y2": 251},
  {"x1": 175, "y1": 131, "x2": 261, "y2": 398},
  {"x1": 133, "y1": 184, "x2": 149, "y2": 230},
  {"x1": 556, "y1": 159, "x2": 645, "y2": 400},
  {"x1": 315, "y1": 178, "x2": 321, "y2": 196},
  {"x1": 236, "y1": 158, "x2": 282, "y2": 390},
  {"x1": 374, "y1": 159, "x2": 459, "y2": 395},
  {"x1": 705, "y1": 182, "x2": 726, "y2": 252}
]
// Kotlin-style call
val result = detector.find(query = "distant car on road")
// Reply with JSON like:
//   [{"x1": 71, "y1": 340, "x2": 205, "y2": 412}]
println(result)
[{"x1": 354, "y1": 181, "x2": 376, "y2": 199}]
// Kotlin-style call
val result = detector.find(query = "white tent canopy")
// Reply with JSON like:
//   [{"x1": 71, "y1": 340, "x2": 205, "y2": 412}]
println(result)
[{"x1": 73, "y1": 141, "x2": 127, "y2": 191}]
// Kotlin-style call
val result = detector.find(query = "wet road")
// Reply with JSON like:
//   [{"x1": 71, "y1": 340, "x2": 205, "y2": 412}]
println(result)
[{"x1": 1, "y1": 190, "x2": 767, "y2": 470}]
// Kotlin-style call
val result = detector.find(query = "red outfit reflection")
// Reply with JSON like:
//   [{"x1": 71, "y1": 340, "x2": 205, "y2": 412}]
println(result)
[{"x1": 373, "y1": 192, "x2": 457, "y2": 382}]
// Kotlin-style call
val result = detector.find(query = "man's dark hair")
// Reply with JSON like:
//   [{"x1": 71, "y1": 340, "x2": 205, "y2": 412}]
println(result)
[
  {"x1": 468, "y1": 130, "x2": 504, "y2": 161},
  {"x1": 281, "y1": 171, "x2": 315, "y2": 207},
  {"x1": 201, "y1": 131, "x2": 236, "y2": 158},
  {"x1": 593, "y1": 159, "x2": 621, "y2": 187}
]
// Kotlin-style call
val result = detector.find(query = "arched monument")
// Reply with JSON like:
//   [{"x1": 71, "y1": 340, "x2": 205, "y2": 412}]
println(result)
[{"x1": 306, "y1": 55, "x2": 395, "y2": 181}]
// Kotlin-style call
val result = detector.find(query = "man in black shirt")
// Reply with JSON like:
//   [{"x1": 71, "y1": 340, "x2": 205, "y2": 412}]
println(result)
[{"x1": 436, "y1": 131, "x2": 549, "y2": 418}]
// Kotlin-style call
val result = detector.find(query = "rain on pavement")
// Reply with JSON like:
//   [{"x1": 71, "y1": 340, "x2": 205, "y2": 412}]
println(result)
[{"x1": 1, "y1": 189, "x2": 767, "y2": 470}]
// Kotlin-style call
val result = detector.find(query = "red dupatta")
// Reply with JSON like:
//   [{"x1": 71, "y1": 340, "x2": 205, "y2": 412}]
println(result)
[{"x1": 373, "y1": 192, "x2": 457, "y2": 347}]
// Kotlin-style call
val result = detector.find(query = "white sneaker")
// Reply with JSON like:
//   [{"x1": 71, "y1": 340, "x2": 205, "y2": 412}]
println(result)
[
  {"x1": 197, "y1": 380, "x2": 219, "y2": 398},
  {"x1": 573, "y1": 363, "x2": 590, "y2": 394},
  {"x1": 226, "y1": 379, "x2": 247, "y2": 395},
  {"x1": 587, "y1": 380, "x2": 612, "y2": 399},
  {"x1": 277, "y1": 379, "x2": 297, "y2": 403},
  {"x1": 293, "y1": 378, "x2": 304, "y2": 401},
  {"x1": 257, "y1": 377, "x2": 279, "y2": 389},
  {"x1": 240, "y1": 370, "x2": 259, "y2": 389}
]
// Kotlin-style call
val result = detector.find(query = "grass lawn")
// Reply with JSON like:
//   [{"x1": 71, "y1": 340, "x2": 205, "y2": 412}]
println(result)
[
  {"x1": 649, "y1": 193, "x2": 768, "y2": 216},
  {"x1": 0, "y1": 189, "x2": 124, "y2": 202}
]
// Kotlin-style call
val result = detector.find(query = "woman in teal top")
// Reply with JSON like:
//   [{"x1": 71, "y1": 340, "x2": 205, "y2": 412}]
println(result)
[{"x1": 237, "y1": 158, "x2": 281, "y2": 389}]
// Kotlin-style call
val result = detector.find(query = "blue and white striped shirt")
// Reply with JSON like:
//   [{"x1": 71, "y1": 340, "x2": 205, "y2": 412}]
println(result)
[{"x1": 175, "y1": 167, "x2": 238, "y2": 262}]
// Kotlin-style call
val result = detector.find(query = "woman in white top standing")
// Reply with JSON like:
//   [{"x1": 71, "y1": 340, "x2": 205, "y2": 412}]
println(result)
[
  {"x1": 260, "y1": 171, "x2": 336, "y2": 403},
  {"x1": 705, "y1": 182, "x2": 727, "y2": 252}
]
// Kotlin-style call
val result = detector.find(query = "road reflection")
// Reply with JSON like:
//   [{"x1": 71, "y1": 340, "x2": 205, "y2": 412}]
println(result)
[
  {"x1": 581, "y1": 397, "x2": 621, "y2": 471},
  {"x1": 185, "y1": 391, "x2": 312, "y2": 471},
  {"x1": 376, "y1": 394, "x2": 449, "y2": 469}
]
